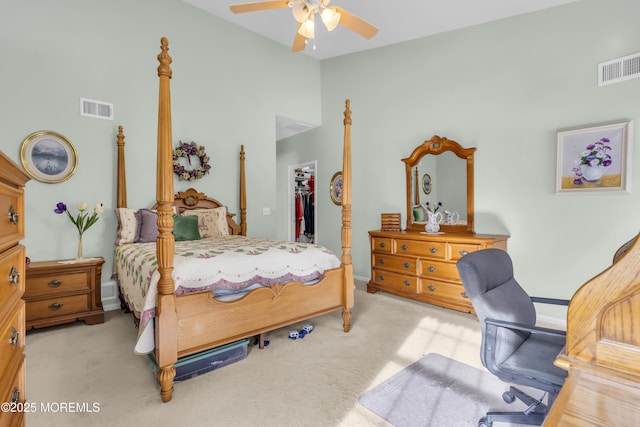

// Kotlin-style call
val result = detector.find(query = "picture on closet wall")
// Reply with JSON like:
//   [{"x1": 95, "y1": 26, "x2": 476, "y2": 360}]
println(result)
[
  {"x1": 555, "y1": 120, "x2": 633, "y2": 194},
  {"x1": 422, "y1": 173, "x2": 432, "y2": 194},
  {"x1": 20, "y1": 130, "x2": 78, "y2": 183},
  {"x1": 330, "y1": 171, "x2": 343, "y2": 205}
]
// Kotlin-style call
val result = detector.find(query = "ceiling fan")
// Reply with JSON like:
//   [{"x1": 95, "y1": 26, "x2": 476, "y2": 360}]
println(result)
[{"x1": 229, "y1": 0, "x2": 379, "y2": 52}]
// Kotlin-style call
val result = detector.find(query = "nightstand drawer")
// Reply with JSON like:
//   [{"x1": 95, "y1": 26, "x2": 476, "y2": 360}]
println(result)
[
  {"x1": 25, "y1": 268, "x2": 90, "y2": 298},
  {"x1": 373, "y1": 254, "x2": 418, "y2": 275},
  {"x1": 419, "y1": 259, "x2": 459, "y2": 280},
  {"x1": 0, "y1": 300, "x2": 24, "y2": 380},
  {"x1": 396, "y1": 239, "x2": 446, "y2": 259},
  {"x1": 0, "y1": 245, "x2": 25, "y2": 312},
  {"x1": 371, "y1": 237, "x2": 392, "y2": 253},
  {"x1": 372, "y1": 269, "x2": 417, "y2": 293},
  {"x1": 26, "y1": 294, "x2": 90, "y2": 322}
]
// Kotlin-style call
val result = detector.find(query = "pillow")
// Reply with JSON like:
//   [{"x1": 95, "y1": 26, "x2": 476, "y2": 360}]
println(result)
[
  {"x1": 135, "y1": 209, "x2": 159, "y2": 243},
  {"x1": 181, "y1": 207, "x2": 229, "y2": 238},
  {"x1": 412, "y1": 204, "x2": 426, "y2": 222},
  {"x1": 172, "y1": 214, "x2": 201, "y2": 241},
  {"x1": 115, "y1": 208, "x2": 139, "y2": 245}
]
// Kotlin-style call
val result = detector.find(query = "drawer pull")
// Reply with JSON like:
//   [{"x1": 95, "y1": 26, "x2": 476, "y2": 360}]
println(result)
[
  {"x1": 401, "y1": 245, "x2": 408, "y2": 251},
  {"x1": 379, "y1": 242, "x2": 386, "y2": 248},
  {"x1": 378, "y1": 259, "x2": 385, "y2": 265},
  {"x1": 429, "y1": 247, "x2": 438, "y2": 254},
  {"x1": 461, "y1": 291, "x2": 469, "y2": 299},
  {"x1": 428, "y1": 266, "x2": 436, "y2": 273},
  {"x1": 10, "y1": 387, "x2": 20, "y2": 404},
  {"x1": 404, "y1": 280, "x2": 411, "y2": 286},
  {"x1": 48, "y1": 302, "x2": 64, "y2": 311},
  {"x1": 48, "y1": 279, "x2": 63, "y2": 288},
  {"x1": 8, "y1": 205, "x2": 19, "y2": 225},
  {"x1": 9, "y1": 327, "x2": 19, "y2": 347},
  {"x1": 403, "y1": 262, "x2": 410, "y2": 269},
  {"x1": 427, "y1": 285, "x2": 436, "y2": 292},
  {"x1": 9, "y1": 266, "x2": 20, "y2": 285},
  {"x1": 378, "y1": 275, "x2": 385, "y2": 281},
  {"x1": 459, "y1": 250, "x2": 469, "y2": 256}
]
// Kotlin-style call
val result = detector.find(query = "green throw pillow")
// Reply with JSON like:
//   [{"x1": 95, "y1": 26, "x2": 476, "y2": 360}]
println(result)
[
  {"x1": 412, "y1": 205, "x2": 425, "y2": 222},
  {"x1": 173, "y1": 214, "x2": 201, "y2": 241}
]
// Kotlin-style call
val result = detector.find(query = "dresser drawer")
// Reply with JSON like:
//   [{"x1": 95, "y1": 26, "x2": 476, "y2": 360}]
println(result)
[
  {"x1": 0, "y1": 356, "x2": 25, "y2": 427},
  {"x1": 0, "y1": 246, "x2": 25, "y2": 313},
  {"x1": 0, "y1": 182, "x2": 24, "y2": 254},
  {"x1": 0, "y1": 300, "x2": 24, "y2": 380},
  {"x1": 420, "y1": 278, "x2": 470, "y2": 302},
  {"x1": 372, "y1": 269, "x2": 417, "y2": 293},
  {"x1": 25, "y1": 268, "x2": 90, "y2": 298},
  {"x1": 419, "y1": 259, "x2": 460, "y2": 281},
  {"x1": 449, "y1": 243, "x2": 482, "y2": 261},
  {"x1": 373, "y1": 254, "x2": 418, "y2": 275},
  {"x1": 371, "y1": 236, "x2": 392, "y2": 253},
  {"x1": 395, "y1": 239, "x2": 446, "y2": 259},
  {"x1": 26, "y1": 294, "x2": 90, "y2": 322}
]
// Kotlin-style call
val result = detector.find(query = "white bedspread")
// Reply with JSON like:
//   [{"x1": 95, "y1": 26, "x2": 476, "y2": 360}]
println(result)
[{"x1": 114, "y1": 235, "x2": 340, "y2": 354}]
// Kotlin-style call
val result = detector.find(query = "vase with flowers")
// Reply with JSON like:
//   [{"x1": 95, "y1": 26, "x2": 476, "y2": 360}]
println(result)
[
  {"x1": 572, "y1": 137, "x2": 612, "y2": 185},
  {"x1": 54, "y1": 202, "x2": 104, "y2": 259},
  {"x1": 424, "y1": 201, "x2": 443, "y2": 234}
]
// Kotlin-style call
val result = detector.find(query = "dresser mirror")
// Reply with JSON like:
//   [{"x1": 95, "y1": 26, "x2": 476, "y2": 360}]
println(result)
[{"x1": 402, "y1": 135, "x2": 476, "y2": 233}]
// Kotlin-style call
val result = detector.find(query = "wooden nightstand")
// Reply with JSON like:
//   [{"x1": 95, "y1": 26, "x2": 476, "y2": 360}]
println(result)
[{"x1": 25, "y1": 257, "x2": 105, "y2": 330}]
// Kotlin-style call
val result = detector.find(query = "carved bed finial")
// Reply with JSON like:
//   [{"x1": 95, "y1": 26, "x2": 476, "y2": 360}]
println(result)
[
  {"x1": 157, "y1": 37, "x2": 172, "y2": 78},
  {"x1": 343, "y1": 99, "x2": 352, "y2": 126}
]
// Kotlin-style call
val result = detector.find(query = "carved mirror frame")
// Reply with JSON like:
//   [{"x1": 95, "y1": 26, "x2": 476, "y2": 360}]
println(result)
[{"x1": 402, "y1": 135, "x2": 476, "y2": 233}]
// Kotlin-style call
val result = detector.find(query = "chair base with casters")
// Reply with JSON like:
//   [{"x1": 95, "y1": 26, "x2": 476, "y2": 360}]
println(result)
[{"x1": 455, "y1": 248, "x2": 568, "y2": 427}]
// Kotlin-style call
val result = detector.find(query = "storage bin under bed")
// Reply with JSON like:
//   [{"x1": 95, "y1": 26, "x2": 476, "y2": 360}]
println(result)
[{"x1": 148, "y1": 338, "x2": 249, "y2": 382}]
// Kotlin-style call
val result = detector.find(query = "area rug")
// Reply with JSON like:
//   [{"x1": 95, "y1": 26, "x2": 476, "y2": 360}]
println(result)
[{"x1": 358, "y1": 353, "x2": 527, "y2": 427}]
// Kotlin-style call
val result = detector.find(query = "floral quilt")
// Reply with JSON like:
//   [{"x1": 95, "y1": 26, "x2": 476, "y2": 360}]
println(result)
[{"x1": 114, "y1": 235, "x2": 340, "y2": 354}]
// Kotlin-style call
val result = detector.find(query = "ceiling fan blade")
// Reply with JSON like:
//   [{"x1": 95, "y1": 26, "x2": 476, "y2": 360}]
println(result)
[
  {"x1": 292, "y1": 24, "x2": 307, "y2": 51},
  {"x1": 229, "y1": 1, "x2": 290, "y2": 14},
  {"x1": 333, "y1": 6, "x2": 378, "y2": 39}
]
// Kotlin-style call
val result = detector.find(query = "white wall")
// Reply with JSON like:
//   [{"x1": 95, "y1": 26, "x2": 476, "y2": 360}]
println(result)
[{"x1": 277, "y1": 0, "x2": 640, "y2": 320}]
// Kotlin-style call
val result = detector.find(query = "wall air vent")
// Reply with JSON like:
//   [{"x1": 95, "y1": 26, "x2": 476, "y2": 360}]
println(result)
[
  {"x1": 598, "y1": 52, "x2": 640, "y2": 86},
  {"x1": 80, "y1": 97, "x2": 114, "y2": 120}
]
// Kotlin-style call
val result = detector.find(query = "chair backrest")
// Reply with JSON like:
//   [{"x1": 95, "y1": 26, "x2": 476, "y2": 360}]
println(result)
[{"x1": 456, "y1": 249, "x2": 536, "y2": 366}]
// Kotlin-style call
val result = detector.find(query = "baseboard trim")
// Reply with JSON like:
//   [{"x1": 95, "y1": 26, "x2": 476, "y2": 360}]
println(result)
[{"x1": 101, "y1": 278, "x2": 121, "y2": 312}]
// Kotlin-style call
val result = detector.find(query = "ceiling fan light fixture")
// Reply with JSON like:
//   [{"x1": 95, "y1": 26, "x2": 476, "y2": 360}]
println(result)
[
  {"x1": 320, "y1": 7, "x2": 340, "y2": 32},
  {"x1": 292, "y1": 1, "x2": 311, "y2": 23},
  {"x1": 298, "y1": 17, "x2": 315, "y2": 39}
]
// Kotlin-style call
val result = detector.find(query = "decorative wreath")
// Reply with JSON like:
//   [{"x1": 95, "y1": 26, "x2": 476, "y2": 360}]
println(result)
[{"x1": 173, "y1": 141, "x2": 211, "y2": 181}]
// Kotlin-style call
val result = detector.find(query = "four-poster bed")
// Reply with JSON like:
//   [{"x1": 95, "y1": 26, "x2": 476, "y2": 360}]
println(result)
[{"x1": 115, "y1": 37, "x2": 354, "y2": 402}]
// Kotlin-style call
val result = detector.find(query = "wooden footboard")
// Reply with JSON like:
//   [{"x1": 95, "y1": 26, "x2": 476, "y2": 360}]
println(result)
[{"x1": 116, "y1": 37, "x2": 354, "y2": 402}]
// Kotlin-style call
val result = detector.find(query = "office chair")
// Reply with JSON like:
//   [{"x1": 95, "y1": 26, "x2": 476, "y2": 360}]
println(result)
[{"x1": 456, "y1": 249, "x2": 568, "y2": 427}]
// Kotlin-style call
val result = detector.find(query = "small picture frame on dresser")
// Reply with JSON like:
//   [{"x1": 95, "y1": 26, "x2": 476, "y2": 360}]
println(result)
[{"x1": 20, "y1": 130, "x2": 78, "y2": 183}]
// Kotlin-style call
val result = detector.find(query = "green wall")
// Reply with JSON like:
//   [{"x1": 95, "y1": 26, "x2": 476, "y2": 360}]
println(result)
[
  {"x1": 277, "y1": 0, "x2": 640, "y2": 319},
  {"x1": 1, "y1": 0, "x2": 321, "y2": 280}
]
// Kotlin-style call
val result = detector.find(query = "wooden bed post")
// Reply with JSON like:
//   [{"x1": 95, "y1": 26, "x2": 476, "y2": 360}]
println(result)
[
  {"x1": 155, "y1": 37, "x2": 178, "y2": 403},
  {"x1": 239, "y1": 145, "x2": 247, "y2": 235},
  {"x1": 341, "y1": 99, "x2": 354, "y2": 332},
  {"x1": 116, "y1": 126, "x2": 127, "y2": 208}
]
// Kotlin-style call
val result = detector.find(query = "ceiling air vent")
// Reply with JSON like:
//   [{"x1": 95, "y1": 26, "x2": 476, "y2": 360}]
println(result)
[
  {"x1": 598, "y1": 52, "x2": 640, "y2": 86},
  {"x1": 80, "y1": 97, "x2": 114, "y2": 120}
]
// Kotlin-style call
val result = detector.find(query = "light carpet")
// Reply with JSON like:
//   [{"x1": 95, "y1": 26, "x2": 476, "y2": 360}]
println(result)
[
  {"x1": 359, "y1": 353, "x2": 532, "y2": 427},
  {"x1": 24, "y1": 282, "x2": 516, "y2": 427}
]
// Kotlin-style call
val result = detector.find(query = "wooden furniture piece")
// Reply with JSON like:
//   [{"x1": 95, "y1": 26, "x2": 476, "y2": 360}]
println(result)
[
  {"x1": 24, "y1": 258, "x2": 105, "y2": 329},
  {"x1": 543, "y1": 234, "x2": 640, "y2": 426},
  {"x1": 116, "y1": 37, "x2": 354, "y2": 403},
  {"x1": 0, "y1": 151, "x2": 30, "y2": 427},
  {"x1": 368, "y1": 135, "x2": 509, "y2": 312},
  {"x1": 368, "y1": 230, "x2": 508, "y2": 312}
]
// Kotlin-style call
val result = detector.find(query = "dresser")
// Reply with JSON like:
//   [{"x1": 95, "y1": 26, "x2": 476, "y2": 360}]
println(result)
[
  {"x1": 0, "y1": 151, "x2": 30, "y2": 427},
  {"x1": 368, "y1": 230, "x2": 508, "y2": 313},
  {"x1": 25, "y1": 258, "x2": 104, "y2": 329}
]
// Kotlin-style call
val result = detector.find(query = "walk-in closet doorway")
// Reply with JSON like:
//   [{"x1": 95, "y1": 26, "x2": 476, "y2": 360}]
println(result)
[{"x1": 288, "y1": 160, "x2": 317, "y2": 243}]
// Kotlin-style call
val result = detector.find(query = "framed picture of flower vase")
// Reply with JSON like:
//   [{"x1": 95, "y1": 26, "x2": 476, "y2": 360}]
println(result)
[{"x1": 555, "y1": 120, "x2": 633, "y2": 194}]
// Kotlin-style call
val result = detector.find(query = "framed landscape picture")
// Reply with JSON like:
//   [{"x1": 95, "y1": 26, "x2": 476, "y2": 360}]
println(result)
[{"x1": 20, "y1": 130, "x2": 77, "y2": 183}]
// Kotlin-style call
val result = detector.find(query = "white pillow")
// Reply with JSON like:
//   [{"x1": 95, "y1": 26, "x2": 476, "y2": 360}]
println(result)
[
  {"x1": 115, "y1": 208, "x2": 138, "y2": 245},
  {"x1": 182, "y1": 207, "x2": 229, "y2": 237}
]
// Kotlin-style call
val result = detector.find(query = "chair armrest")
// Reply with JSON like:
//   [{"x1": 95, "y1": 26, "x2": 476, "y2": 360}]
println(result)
[
  {"x1": 530, "y1": 297, "x2": 570, "y2": 306},
  {"x1": 485, "y1": 317, "x2": 566, "y2": 338}
]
